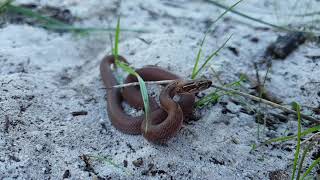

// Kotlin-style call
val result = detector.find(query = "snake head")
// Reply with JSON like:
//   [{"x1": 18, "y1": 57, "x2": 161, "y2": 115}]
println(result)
[{"x1": 176, "y1": 79, "x2": 212, "y2": 94}]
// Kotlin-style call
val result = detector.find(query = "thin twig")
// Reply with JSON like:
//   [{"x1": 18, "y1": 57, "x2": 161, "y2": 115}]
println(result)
[
  {"x1": 254, "y1": 62, "x2": 263, "y2": 139},
  {"x1": 301, "y1": 132, "x2": 320, "y2": 145},
  {"x1": 108, "y1": 80, "x2": 320, "y2": 123},
  {"x1": 109, "y1": 80, "x2": 177, "y2": 89},
  {"x1": 257, "y1": 63, "x2": 271, "y2": 138},
  {"x1": 253, "y1": 63, "x2": 261, "y2": 88}
]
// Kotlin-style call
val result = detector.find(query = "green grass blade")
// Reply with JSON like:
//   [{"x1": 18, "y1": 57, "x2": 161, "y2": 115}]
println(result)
[
  {"x1": 114, "y1": 16, "x2": 120, "y2": 62},
  {"x1": 0, "y1": 0, "x2": 13, "y2": 13},
  {"x1": 225, "y1": 74, "x2": 246, "y2": 87},
  {"x1": 201, "y1": 0, "x2": 242, "y2": 46},
  {"x1": 191, "y1": 0, "x2": 242, "y2": 79},
  {"x1": 301, "y1": 157, "x2": 320, "y2": 180},
  {"x1": 116, "y1": 61, "x2": 135, "y2": 75},
  {"x1": 112, "y1": 17, "x2": 150, "y2": 131},
  {"x1": 296, "y1": 142, "x2": 314, "y2": 180},
  {"x1": 136, "y1": 76, "x2": 150, "y2": 131},
  {"x1": 205, "y1": 0, "x2": 290, "y2": 31},
  {"x1": 261, "y1": 125, "x2": 320, "y2": 144},
  {"x1": 192, "y1": 34, "x2": 232, "y2": 78},
  {"x1": 5, "y1": 4, "x2": 147, "y2": 33},
  {"x1": 205, "y1": 0, "x2": 319, "y2": 35},
  {"x1": 191, "y1": 47, "x2": 203, "y2": 79},
  {"x1": 206, "y1": 0, "x2": 243, "y2": 33},
  {"x1": 195, "y1": 75, "x2": 245, "y2": 108},
  {"x1": 292, "y1": 102, "x2": 302, "y2": 180},
  {"x1": 195, "y1": 90, "x2": 220, "y2": 108},
  {"x1": 7, "y1": 4, "x2": 66, "y2": 26},
  {"x1": 117, "y1": 62, "x2": 150, "y2": 131}
]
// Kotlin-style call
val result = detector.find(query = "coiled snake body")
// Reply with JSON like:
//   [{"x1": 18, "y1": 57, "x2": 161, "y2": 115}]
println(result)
[{"x1": 100, "y1": 55, "x2": 211, "y2": 144}]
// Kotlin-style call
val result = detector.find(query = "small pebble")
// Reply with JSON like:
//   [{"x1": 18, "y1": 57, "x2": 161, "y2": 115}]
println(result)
[
  {"x1": 35, "y1": 144, "x2": 43, "y2": 151},
  {"x1": 132, "y1": 157, "x2": 143, "y2": 167},
  {"x1": 62, "y1": 170, "x2": 71, "y2": 179},
  {"x1": 123, "y1": 160, "x2": 128, "y2": 168},
  {"x1": 231, "y1": 137, "x2": 240, "y2": 144},
  {"x1": 226, "y1": 103, "x2": 241, "y2": 114}
]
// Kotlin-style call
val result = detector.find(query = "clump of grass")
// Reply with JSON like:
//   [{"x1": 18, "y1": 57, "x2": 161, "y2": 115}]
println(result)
[
  {"x1": 0, "y1": 0, "x2": 12, "y2": 12},
  {"x1": 0, "y1": 0, "x2": 147, "y2": 34},
  {"x1": 191, "y1": 0, "x2": 243, "y2": 80},
  {"x1": 254, "y1": 102, "x2": 320, "y2": 179},
  {"x1": 191, "y1": 35, "x2": 232, "y2": 79},
  {"x1": 112, "y1": 17, "x2": 150, "y2": 132},
  {"x1": 193, "y1": 1, "x2": 320, "y2": 177},
  {"x1": 291, "y1": 102, "x2": 320, "y2": 180},
  {"x1": 191, "y1": 0, "x2": 243, "y2": 107},
  {"x1": 196, "y1": 74, "x2": 246, "y2": 108}
]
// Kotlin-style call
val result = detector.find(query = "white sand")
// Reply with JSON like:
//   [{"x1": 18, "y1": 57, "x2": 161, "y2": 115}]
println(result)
[{"x1": 1, "y1": 0, "x2": 319, "y2": 179}]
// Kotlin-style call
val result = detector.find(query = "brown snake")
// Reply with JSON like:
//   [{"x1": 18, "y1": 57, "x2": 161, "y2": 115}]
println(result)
[{"x1": 100, "y1": 55, "x2": 212, "y2": 144}]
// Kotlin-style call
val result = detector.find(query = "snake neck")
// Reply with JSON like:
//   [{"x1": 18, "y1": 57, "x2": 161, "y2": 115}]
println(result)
[{"x1": 159, "y1": 81, "x2": 180, "y2": 112}]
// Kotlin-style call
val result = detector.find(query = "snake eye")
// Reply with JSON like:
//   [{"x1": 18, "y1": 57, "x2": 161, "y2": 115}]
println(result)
[{"x1": 197, "y1": 80, "x2": 212, "y2": 91}]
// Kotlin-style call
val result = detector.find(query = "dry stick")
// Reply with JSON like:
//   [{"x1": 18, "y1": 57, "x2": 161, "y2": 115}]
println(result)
[
  {"x1": 111, "y1": 80, "x2": 176, "y2": 89},
  {"x1": 110, "y1": 80, "x2": 320, "y2": 124},
  {"x1": 301, "y1": 132, "x2": 320, "y2": 145}
]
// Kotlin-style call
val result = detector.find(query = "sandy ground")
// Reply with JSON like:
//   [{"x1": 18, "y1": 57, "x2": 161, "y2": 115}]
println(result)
[{"x1": 1, "y1": 0, "x2": 320, "y2": 179}]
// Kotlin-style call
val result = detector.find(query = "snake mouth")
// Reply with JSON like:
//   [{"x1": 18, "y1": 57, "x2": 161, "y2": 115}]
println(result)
[{"x1": 176, "y1": 79, "x2": 212, "y2": 94}]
